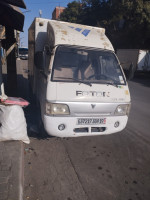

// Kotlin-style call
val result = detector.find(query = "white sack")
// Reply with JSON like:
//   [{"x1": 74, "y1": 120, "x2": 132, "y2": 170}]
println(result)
[{"x1": 0, "y1": 105, "x2": 30, "y2": 144}]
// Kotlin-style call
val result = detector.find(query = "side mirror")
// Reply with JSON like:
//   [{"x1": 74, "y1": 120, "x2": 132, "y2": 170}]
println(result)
[{"x1": 34, "y1": 51, "x2": 44, "y2": 69}]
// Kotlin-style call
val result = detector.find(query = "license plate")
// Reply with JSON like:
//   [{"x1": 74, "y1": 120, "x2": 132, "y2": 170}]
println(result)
[{"x1": 77, "y1": 118, "x2": 106, "y2": 125}]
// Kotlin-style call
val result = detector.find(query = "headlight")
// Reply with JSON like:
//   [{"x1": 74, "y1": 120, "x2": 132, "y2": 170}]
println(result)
[
  {"x1": 46, "y1": 103, "x2": 70, "y2": 115},
  {"x1": 115, "y1": 104, "x2": 131, "y2": 116}
]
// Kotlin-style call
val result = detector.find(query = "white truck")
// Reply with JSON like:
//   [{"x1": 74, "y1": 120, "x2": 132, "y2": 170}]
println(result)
[
  {"x1": 117, "y1": 49, "x2": 150, "y2": 80},
  {"x1": 28, "y1": 18, "x2": 131, "y2": 137}
]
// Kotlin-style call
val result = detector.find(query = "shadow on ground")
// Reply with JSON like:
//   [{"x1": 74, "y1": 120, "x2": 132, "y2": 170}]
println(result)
[{"x1": 24, "y1": 104, "x2": 52, "y2": 140}]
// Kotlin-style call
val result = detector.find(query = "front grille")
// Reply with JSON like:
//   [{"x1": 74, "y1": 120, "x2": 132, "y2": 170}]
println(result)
[
  {"x1": 73, "y1": 127, "x2": 106, "y2": 133},
  {"x1": 73, "y1": 128, "x2": 89, "y2": 133},
  {"x1": 91, "y1": 127, "x2": 106, "y2": 132}
]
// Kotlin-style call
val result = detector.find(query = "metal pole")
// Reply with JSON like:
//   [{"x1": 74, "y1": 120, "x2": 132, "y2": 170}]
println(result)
[
  {"x1": 5, "y1": 27, "x2": 17, "y2": 96},
  {"x1": 0, "y1": 45, "x2": 2, "y2": 96}
]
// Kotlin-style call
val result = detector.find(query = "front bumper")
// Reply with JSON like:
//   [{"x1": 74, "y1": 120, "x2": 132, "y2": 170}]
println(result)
[{"x1": 43, "y1": 115, "x2": 128, "y2": 137}]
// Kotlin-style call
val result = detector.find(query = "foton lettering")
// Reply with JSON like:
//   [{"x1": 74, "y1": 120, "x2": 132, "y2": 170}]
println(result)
[{"x1": 76, "y1": 91, "x2": 110, "y2": 97}]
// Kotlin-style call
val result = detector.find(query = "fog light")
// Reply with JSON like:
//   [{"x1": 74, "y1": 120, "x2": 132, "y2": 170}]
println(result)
[
  {"x1": 58, "y1": 124, "x2": 65, "y2": 131},
  {"x1": 114, "y1": 121, "x2": 120, "y2": 128}
]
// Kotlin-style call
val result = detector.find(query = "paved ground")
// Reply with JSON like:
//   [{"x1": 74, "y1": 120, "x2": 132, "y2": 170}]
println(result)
[
  {"x1": 23, "y1": 74, "x2": 150, "y2": 200},
  {"x1": 0, "y1": 141, "x2": 24, "y2": 200}
]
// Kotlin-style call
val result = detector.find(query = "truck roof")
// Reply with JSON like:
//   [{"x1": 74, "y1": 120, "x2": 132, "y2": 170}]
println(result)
[{"x1": 33, "y1": 18, "x2": 114, "y2": 52}]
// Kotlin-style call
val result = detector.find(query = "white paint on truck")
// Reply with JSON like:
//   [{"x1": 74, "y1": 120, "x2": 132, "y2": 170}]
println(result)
[{"x1": 28, "y1": 18, "x2": 131, "y2": 137}]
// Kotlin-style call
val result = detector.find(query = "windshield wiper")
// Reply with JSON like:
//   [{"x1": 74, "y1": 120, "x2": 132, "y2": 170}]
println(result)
[
  {"x1": 54, "y1": 77, "x2": 92, "y2": 87},
  {"x1": 106, "y1": 81, "x2": 119, "y2": 88}
]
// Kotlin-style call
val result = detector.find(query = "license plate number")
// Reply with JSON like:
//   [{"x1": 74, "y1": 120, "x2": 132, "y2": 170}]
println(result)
[{"x1": 77, "y1": 118, "x2": 106, "y2": 125}]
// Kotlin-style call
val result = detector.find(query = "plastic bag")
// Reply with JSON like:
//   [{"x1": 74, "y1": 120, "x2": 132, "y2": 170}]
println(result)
[{"x1": 0, "y1": 105, "x2": 30, "y2": 144}]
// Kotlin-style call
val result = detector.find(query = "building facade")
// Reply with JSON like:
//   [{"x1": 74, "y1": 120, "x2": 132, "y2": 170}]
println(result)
[{"x1": 52, "y1": 7, "x2": 65, "y2": 20}]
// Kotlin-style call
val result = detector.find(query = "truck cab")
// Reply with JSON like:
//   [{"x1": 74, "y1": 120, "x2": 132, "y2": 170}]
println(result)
[{"x1": 28, "y1": 18, "x2": 131, "y2": 137}]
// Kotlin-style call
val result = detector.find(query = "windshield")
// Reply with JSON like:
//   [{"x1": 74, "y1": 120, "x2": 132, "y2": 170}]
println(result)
[{"x1": 51, "y1": 46, "x2": 126, "y2": 85}]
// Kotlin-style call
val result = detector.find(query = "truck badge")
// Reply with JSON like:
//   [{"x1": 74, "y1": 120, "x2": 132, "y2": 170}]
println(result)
[{"x1": 91, "y1": 104, "x2": 96, "y2": 109}]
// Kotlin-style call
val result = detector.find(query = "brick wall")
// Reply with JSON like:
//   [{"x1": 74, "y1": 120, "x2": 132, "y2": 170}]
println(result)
[{"x1": 52, "y1": 7, "x2": 65, "y2": 20}]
